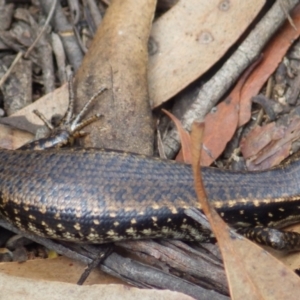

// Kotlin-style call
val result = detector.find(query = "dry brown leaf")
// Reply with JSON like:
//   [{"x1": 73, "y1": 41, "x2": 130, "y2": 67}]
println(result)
[
  {"x1": 149, "y1": 0, "x2": 265, "y2": 108},
  {"x1": 190, "y1": 122, "x2": 300, "y2": 300},
  {"x1": 165, "y1": 58, "x2": 258, "y2": 165},
  {"x1": 238, "y1": 4, "x2": 300, "y2": 127},
  {"x1": 0, "y1": 83, "x2": 68, "y2": 147},
  {"x1": 0, "y1": 124, "x2": 33, "y2": 150},
  {"x1": 0, "y1": 272, "x2": 192, "y2": 300},
  {"x1": 0, "y1": 256, "x2": 120, "y2": 285},
  {"x1": 75, "y1": 0, "x2": 155, "y2": 155},
  {"x1": 162, "y1": 109, "x2": 192, "y2": 163},
  {"x1": 200, "y1": 60, "x2": 261, "y2": 166},
  {"x1": 200, "y1": 94, "x2": 239, "y2": 166}
]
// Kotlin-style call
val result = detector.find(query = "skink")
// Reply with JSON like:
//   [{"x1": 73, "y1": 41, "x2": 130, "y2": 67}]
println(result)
[
  {"x1": 1, "y1": 81, "x2": 300, "y2": 250},
  {"x1": 0, "y1": 147, "x2": 300, "y2": 249}
]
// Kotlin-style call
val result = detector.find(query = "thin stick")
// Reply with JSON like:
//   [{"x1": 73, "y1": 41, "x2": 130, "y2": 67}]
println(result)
[{"x1": 24, "y1": 0, "x2": 58, "y2": 58}]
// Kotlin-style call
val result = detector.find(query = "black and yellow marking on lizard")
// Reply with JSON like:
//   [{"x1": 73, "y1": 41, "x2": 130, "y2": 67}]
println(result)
[{"x1": 1, "y1": 147, "x2": 300, "y2": 249}]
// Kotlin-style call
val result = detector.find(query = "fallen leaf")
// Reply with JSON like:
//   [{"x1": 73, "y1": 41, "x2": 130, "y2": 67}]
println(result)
[
  {"x1": 75, "y1": 0, "x2": 155, "y2": 155},
  {"x1": 149, "y1": 0, "x2": 265, "y2": 108},
  {"x1": 201, "y1": 59, "x2": 261, "y2": 166},
  {"x1": 0, "y1": 83, "x2": 68, "y2": 137},
  {"x1": 162, "y1": 109, "x2": 192, "y2": 163},
  {"x1": 190, "y1": 122, "x2": 300, "y2": 300},
  {"x1": 0, "y1": 124, "x2": 33, "y2": 150},
  {"x1": 0, "y1": 271, "x2": 192, "y2": 300},
  {"x1": 0, "y1": 256, "x2": 118, "y2": 285}
]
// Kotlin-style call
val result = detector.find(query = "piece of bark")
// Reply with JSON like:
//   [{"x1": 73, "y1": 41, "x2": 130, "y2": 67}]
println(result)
[
  {"x1": 162, "y1": 0, "x2": 300, "y2": 159},
  {"x1": 240, "y1": 114, "x2": 300, "y2": 170},
  {"x1": 0, "y1": 55, "x2": 32, "y2": 115},
  {"x1": 75, "y1": 0, "x2": 155, "y2": 155},
  {"x1": 101, "y1": 252, "x2": 229, "y2": 300},
  {"x1": 117, "y1": 240, "x2": 227, "y2": 294}
]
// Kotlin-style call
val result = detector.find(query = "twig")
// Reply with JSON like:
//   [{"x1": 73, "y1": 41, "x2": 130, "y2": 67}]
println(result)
[{"x1": 24, "y1": 0, "x2": 58, "y2": 59}]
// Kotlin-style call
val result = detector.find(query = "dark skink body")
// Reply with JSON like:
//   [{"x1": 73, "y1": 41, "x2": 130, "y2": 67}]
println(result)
[{"x1": 0, "y1": 148, "x2": 300, "y2": 243}]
